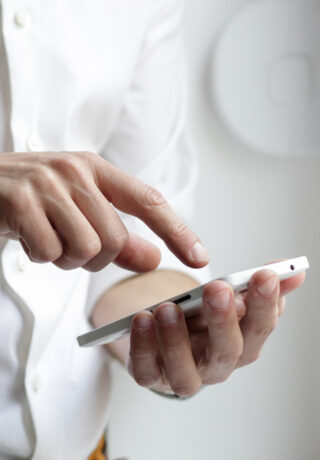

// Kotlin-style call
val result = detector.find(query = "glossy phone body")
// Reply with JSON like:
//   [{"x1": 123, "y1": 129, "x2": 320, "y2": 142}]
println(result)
[{"x1": 77, "y1": 256, "x2": 309, "y2": 347}]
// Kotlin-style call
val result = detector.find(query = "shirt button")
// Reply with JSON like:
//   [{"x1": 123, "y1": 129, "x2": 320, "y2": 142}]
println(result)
[
  {"x1": 16, "y1": 251, "x2": 28, "y2": 272},
  {"x1": 32, "y1": 373, "x2": 42, "y2": 393},
  {"x1": 26, "y1": 134, "x2": 42, "y2": 152},
  {"x1": 14, "y1": 11, "x2": 30, "y2": 28}
]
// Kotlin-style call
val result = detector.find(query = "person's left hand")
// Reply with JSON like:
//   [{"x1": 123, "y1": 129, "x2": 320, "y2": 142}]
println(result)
[{"x1": 127, "y1": 265, "x2": 305, "y2": 397}]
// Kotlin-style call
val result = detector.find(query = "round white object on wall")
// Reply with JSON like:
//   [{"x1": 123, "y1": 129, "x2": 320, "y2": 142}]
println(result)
[{"x1": 210, "y1": 0, "x2": 320, "y2": 156}]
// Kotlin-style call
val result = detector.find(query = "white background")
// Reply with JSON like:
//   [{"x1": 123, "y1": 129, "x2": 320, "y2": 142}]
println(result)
[{"x1": 108, "y1": 1, "x2": 320, "y2": 459}]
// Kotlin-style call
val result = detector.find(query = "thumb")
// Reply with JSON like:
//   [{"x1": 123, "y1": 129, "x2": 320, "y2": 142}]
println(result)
[{"x1": 113, "y1": 232, "x2": 161, "y2": 273}]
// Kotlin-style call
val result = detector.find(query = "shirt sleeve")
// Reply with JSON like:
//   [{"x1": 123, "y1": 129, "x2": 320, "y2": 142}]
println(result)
[{"x1": 85, "y1": 0, "x2": 211, "y2": 315}]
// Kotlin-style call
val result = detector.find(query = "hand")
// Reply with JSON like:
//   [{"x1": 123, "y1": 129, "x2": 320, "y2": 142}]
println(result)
[
  {"x1": 0, "y1": 151, "x2": 209, "y2": 271},
  {"x1": 128, "y1": 266, "x2": 305, "y2": 397}
]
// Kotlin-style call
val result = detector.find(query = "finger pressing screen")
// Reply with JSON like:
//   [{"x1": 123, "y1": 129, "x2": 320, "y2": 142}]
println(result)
[{"x1": 94, "y1": 157, "x2": 210, "y2": 269}]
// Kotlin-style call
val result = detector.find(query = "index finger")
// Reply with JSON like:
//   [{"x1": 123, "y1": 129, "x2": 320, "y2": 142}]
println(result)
[{"x1": 94, "y1": 158, "x2": 209, "y2": 268}]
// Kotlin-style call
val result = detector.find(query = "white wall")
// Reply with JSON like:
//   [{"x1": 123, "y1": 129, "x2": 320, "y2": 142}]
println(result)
[{"x1": 108, "y1": 1, "x2": 320, "y2": 459}]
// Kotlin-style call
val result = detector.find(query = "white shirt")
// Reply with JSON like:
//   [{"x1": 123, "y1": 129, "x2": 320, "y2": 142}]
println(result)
[{"x1": 0, "y1": 1, "x2": 209, "y2": 459}]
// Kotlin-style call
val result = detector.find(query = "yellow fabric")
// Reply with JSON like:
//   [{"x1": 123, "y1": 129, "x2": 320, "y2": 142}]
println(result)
[{"x1": 87, "y1": 436, "x2": 107, "y2": 460}]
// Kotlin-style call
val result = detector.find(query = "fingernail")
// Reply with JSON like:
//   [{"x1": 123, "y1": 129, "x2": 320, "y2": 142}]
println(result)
[
  {"x1": 155, "y1": 304, "x2": 178, "y2": 325},
  {"x1": 189, "y1": 241, "x2": 210, "y2": 263},
  {"x1": 257, "y1": 276, "x2": 277, "y2": 296},
  {"x1": 206, "y1": 289, "x2": 230, "y2": 310},
  {"x1": 134, "y1": 314, "x2": 152, "y2": 330}
]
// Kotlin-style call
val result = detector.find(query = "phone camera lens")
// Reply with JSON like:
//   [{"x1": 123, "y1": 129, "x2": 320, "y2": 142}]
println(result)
[{"x1": 290, "y1": 265, "x2": 295, "y2": 271}]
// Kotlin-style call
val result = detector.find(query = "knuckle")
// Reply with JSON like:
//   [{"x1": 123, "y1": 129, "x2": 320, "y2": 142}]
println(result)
[
  {"x1": 246, "y1": 316, "x2": 277, "y2": 338},
  {"x1": 238, "y1": 351, "x2": 261, "y2": 367},
  {"x1": 107, "y1": 229, "x2": 129, "y2": 255},
  {"x1": 243, "y1": 352, "x2": 261, "y2": 366},
  {"x1": 79, "y1": 238, "x2": 101, "y2": 260},
  {"x1": 36, "y1": 245, "x2": 63, "y2": 263},
  {"x1": 131, "y1": 330, "x2": 151, "y2": 345},
  {"x1": 32, "y1": 164, "x2": 57, "y2": 187},
  {"x1": 134, "y1": 373, "x2": 159, "y2": 388},
  {"x1": 9, "y1": 185, "x2": 32, "y2": 215},
  {"x1": 234, "y1": 348, "x2": 243, "y2": 362},
  {"x1": 211, "y1": 320, "x2": 231, "y2": 334},
  {"x1": 216, "y1": 350, "x2": 241, "y2": 366},
  {"x1": 251, "y1": 351, "x2": 261, "y2": 363},
  {"x1": 51, "y1": 153, "x2": 84, "y2": 178},
  {"x1": 140, "y1": 184, "x2": 166, "y2": 209},
  {"x1": 203, "y1": 374, "x2": 227, "y2": 385},
  {"x1": 155, "y1": 316, "x2": 181, "y2": 334},
  {"x1": 165, "y1": 347, "x2": 182, "y2": 362},
  {"x1": 229, "y1": 341, "x2": 243, "y2": 362},
  {"x1": 253, "y1": 322, "x2": 277, "y2": 339},
  {"x1": 168, "y1": 221, "x2": 189, "y2": 242},
  {"x1": 79, "y1": 151, "x2": 94, "y2": 162},
  {"x1": 278, "y1": 298, "x2": 286, "y2": 316},
  {"x1": 130, "y1": 347, "x2": 151, "y2": 361}
]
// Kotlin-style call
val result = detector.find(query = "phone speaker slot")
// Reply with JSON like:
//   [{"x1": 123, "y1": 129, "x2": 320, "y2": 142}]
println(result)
[{"x1": 174, "y1": 294, "x2": 191, "y2": 304}]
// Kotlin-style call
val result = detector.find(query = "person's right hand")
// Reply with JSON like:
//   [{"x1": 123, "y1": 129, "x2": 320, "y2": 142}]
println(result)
[{"x1": 0, "y1": 151, "x2": 209, "y2": 272}]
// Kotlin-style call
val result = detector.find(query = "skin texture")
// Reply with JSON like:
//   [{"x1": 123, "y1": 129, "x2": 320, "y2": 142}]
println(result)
[
  {"x1": 0, "y1": 151, "x2": 209, "y2": 272},
  {"x1": 0, "y1": 150, "x2": 306, "y2": 397},
  {"x1": 91, "y1": 267, "x2": 306, "y2": 397}
]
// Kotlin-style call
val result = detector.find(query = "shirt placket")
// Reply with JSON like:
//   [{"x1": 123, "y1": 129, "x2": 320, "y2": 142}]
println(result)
[{"x1": 1, "y1": 0, "x2": 42, "y2": 153}]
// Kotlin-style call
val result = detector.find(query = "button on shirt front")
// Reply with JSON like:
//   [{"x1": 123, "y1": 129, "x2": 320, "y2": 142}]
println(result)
[
  {"x1": 14, "y1": 10, "x2": 30, "y2": 28},
  {"x1": 0, "y1": 1, "x2": 210, "y2": 459},
  {"x1": 26, "y1": 134, "x2": 42, "y2": 152},
  {"x1": 31, "y1": 372, "x2": 42, "y2": 392},
  {"x1": 16, "y1": 250, "x2": 28, "y2": 272}
]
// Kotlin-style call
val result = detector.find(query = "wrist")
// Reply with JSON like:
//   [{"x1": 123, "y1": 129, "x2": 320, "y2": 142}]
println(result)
[{"x1": 91, "y1": 269, "x2": 200, "y2": 366}]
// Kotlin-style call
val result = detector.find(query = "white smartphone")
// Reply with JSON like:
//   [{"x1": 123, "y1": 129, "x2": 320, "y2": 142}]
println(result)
[{"x1": 77, "y1": 256, "x2": 309, "y2": 347}]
